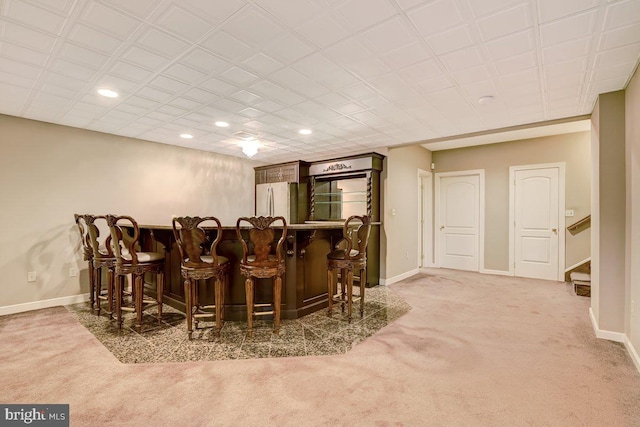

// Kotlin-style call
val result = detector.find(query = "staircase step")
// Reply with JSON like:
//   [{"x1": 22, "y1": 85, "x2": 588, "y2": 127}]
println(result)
[{"x1": 570, "y1": 272, "x2": 591, "y2": 282}]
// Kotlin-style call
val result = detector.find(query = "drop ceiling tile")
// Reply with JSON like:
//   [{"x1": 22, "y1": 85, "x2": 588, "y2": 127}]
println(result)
[
  {"x1": 345, "y1": 56, "x2": 392, "y2": 79},
  {"x1": 148, "y1": 75, "x2": 190, "y2": 94},
  {"x1": 170, "y1": 97, "x2": 205, "y2": 110},
  {"x1": 154, "y1": 5, "x2": 212, "y2": 42},
  {"x1": 477, "y1": 3, "x2": 533, "y2": 41},
  {"x1": 294, "y1": 12, "x2": 349, "y2": 48},
  {"x1": 101, "y1": 0, "x2": 159, "y2": 19},
  {"x1": 253, "y1": 99, "x2": 284, "y2": 113},
  {"x1": 115, "y1": 103, "x2": 150, "y2": 116},
  {"x1": 163, "y1": 63, "x2": 208, "y2": 84},
  {"x1": 58, "y1": 42, "x2": 109, "y2": 69},
  {"x1": 109, "y1": 61, "x2": 154, "y2": 81},
  {"x1": 416, "y1": 74, "x2": 455, "y2": 93},
  {"x1": 223, "y1": 7, "x2": 285, "y2": 46},
  {"x1": 537, "y1": 0, "x2": 598, "y2": 24},
  {"x1": 398, "y1": 58, "x2": 445, "y2": 83},
  {"x1": 542, "y1": 37, "x2": 591, "y2": 63},
  {"x1": 198, "y1": 77, "x2": 237, "y2": 95},
  {"x1": 181, "y1": 87, "x2": 219, "y2": 104},
  {"x1": 485, "y1": 29, "x2": 535, "y2": 61},
  {"x1": 121, "y1": 46, "x2": 170, "y2": 70},
  {"x1": 604, "y1": 0, "x2": 640, "y2": 30},
  {"x1": 263, "y1": 33, "x2": 314, "y2": 64},
  {"x1": 50, "y1": 58, "x2": 99, "y2": 80},
  {"x1": 440, "y1": 45, "x2": 486, "y2": 70},
  {"x1": 4, "y1": 0, "x2": 66, "y2": 34},
  {"x1": 237, "y1": 107, "x2": 266, "y2": 119},
  {"x1": 451, "y1": 64, "x2": 493, "y2": 84},
  {"x1": 200, "y1": 31, "x2": 255, "y2": 62},
  {"x1": 494, "y1": 51, "x2": 537, "y2": 75},
  {"x1": 67, "y1": 23, "x2": 124, "y2": 55},
  {"x1": 294, "y1": 100, "x2": 342, "y2": 120},
  {"x1": 79, "y1": 2, "x2": 140, "y2": 39},
  {"x1": 230, "y1": 90, "x2": 263, "y2": 104},
  {"x1": 369, "y1": 74, "x2": 417, "y2": 99},
  {"x1": 427, "y1": 25, "x2": 475, "y2": 55},
  {"x1": 219, "y1": 67, "x2": 259, "y2": 85},
  {"x1": 339, "y1": 83, "x2": 377, "y2": 100},
  {"x1": 0, "y1": 69, "x2": 34, "y2": 89},
  {"x1": 598, "y1": 23, "x2": 640, "y2": 51},
  {"x1": 395, "y1": 0, "x2": 428, "y2": 10},
  {"x1": 183, "y1": 49, "x2": 230, "y2": 74},
  {"x1": 241, "y1": 53, "x2": 283, "y2": 76},
  {"x1": 333, "y1": 0, "x2": 397, "y2": 33},
  {"x1": 269, "y1": 68, "x2": 329, "y2": 98},
  {"x1": 255, "y1": 0, "x2": 323, "y2": 27},
  {"x1": 40, "y1": 83, "x2": 77, "y2": 99},
  {"x1": 500, "y1": 68, "x2": 540, "y2": 91},
  {"x1": 135, "y1": 27, "x2": 191, "y2": 57},
  {"x1": 594, "y1": 43, "x2": 640, "y2": 68},
  {"x1": 359, "y1": 17, "x2": 416, "y2": 55},
  {"x1": 408, "y1": 0, "x2": 464, "y2": 38},
  {"x1": 22, "y1": 0, "x2": 76, "y2": 16},
  {"x1": 210, "y1": 97, "x2": 247, "y2": 113},
  {"x1": 1, "y1": 21, "x2": 58, "y2": 52},
  {"x1": 544, "y1": 57, "x2": 587, "y2": 76},
  {"x1": 380, "y1": 42, "x2": 432, "y2": 70},
  {"x1": 177, "y1": 0, "x2": 246, "y2": 27},
  {"x1": 0, "y1": 40, "x2": 49, "y2": 66},
  {"x1": 96, "y1": 74, "x2": 140, "y2": 92},
  {"x1": 540, "y1": 10, "x2": 597, "y2": 47}
]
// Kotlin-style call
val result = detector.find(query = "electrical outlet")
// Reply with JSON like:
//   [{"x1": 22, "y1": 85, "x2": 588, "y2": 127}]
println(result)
[
  {"x1": 405, "y1": 251, "x2": 409, "y2": 259},
  {"x1": 565, "y1": 210, "x2": 575, "y2": 217},
  {"x1": 69, "y1": 267, "x2": 78, "y2": 277},
  {"x1": 27, "y1": 271, "x2": 37, "y2": 282}
]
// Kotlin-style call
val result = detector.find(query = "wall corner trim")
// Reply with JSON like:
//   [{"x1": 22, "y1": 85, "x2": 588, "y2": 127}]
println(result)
[
  {"x1": 0, "y1": 293, "x2": 90, "y2": 316},
  {"x1": 589, "y1": 307, "x2": 625, "y2": 342},
  {"x1": 624, "y1": 336, "x2": 640, "y2": 374},
  {"x1": 380, "y1": 268, "x2": 420, "y2": 286}
]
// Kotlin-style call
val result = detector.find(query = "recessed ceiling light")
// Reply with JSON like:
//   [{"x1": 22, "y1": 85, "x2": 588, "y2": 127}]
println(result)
[
  {"x1": 299, "y1": 129, "x2": 312, "y2": 135},
  {"x1": 215, "y1": 121, "x2": 229, "y2": 128},
  {"x1": 241, "y1": 139, "x2": 259, "y2": 157},
  {"x1": 180, "y1": 133, "x2": 193, "y2": 139},
  {"x1": 97, "y1": 88, "x2": 118, "y2": 98},
  {"x1": 478, "y1": 95, "x2": 495, "y2": 105}
]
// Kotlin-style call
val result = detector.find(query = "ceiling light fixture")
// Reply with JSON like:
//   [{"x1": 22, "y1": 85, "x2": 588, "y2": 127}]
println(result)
[
  {"x1": 241, "y1": 139, "x2": 259, "y2": 157},
  {"x1": 299, "y1": 129, "x2": 312, "y2": 135},
  {"x1": 180, "y1": 133, "x2": 193, "y2": 139},
  {"x1": 478, "y1": 95, "x2": 495, "y2": 105},
  {"x1": 97, "y1": 88, "x2": 118, "y2": 98},
  {"x1": 215, "y1": 121, "x2": 229, "y2": 127}
]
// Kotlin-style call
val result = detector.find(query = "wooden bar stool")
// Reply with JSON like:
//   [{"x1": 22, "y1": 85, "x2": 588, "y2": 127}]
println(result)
[
  {"x1": 74, "y1": 214, "x2": 117, "y2": 317},
  {"x1": 106, "y1": 214, "x2": 165, "y2": 332},
  {"x1": 327, "y1": 215, "x2": 372, "y2": 322},
  {"x1": 236, "y1": 216, "x2": 286, "y2": 336},
  {"x1": 172, "y1": 216, "x2": 230, "y2": 339}
]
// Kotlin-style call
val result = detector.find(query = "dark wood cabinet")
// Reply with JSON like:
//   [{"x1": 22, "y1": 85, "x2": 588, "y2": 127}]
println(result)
[{"x1": 255, "y1": 161, "x2": 309, "y2": 184}]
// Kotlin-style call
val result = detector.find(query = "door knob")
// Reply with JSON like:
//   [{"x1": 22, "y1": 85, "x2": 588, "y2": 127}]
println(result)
[
  {"x1": 552, "y1": 228, "x2": 557, "y2": 234},
  {"x1": 440, "y1": 225, "x2": 445, "y2": 230}
]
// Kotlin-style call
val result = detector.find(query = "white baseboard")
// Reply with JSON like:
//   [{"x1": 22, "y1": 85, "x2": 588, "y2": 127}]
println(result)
[
  {"x1": 624, "y1": 336, "x2": 640, "y2": 373},
  {"x1": 380, "y1": 268, "x2": 420, "y2": 286},
  {"x1": 0, "y1": 293, "x2": 90, "y2": 316},
  {"x1": 480, "y1": 268, "x2": 512, "y2": 276},
  {"x1": 589, "y1": 307, "x2": 626, "y2": 342}
]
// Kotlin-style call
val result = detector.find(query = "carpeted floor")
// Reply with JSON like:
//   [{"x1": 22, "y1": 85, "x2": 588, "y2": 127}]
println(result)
[
  {"x1": 64, "y1": 286, "x2": 411, "y2": 363},
  {"x1": 1, "y1": 269, "x2": 639, "y2": 426}
]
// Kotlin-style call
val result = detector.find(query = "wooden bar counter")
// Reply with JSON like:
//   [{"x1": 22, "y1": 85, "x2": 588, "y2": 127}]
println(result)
[{"x1": 136, "y1": 222, "x2": 380, "y2": 321}]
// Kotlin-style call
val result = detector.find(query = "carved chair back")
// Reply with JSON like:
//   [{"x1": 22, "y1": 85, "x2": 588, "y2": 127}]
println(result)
[
  {"x1": 235, "y1": 216, "x2": 287, "y2": 265},
  {"x1": 105, "y1": 214, "x2": 142, "y2": 265},
  {"x1": 172, "y1": 216, "x2": 225, "y2": 268},
  {"x1": 339, "y1": 215, "x2": 372, "y2": 261},
  {"x1": 74, "y1": 214, "x2": 93, "y2": 262}
]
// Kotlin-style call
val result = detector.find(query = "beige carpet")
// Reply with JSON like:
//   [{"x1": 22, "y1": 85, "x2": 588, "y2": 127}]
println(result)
[{"x1": 1, "y1": 268, "x2": 639, "y2": 426}]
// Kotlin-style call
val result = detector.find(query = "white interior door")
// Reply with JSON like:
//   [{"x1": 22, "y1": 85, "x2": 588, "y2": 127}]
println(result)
[
  {"x1": 514, "y1": 167, "x2": 560, "y2": 280},
  {"x1": 437, "y1": 174, "x2": 480, "y2": 271}
]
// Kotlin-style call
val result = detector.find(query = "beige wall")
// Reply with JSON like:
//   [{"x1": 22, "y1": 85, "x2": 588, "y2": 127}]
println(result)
[
  {"x1": 625, "y1": 66, "x2": 640, "y2": 356},
  {"x1": 432, "y1": 132, "x2": 591, "y2": 272},
  {"x1": 382, "y1": 145, "x2": 432, "y2": 281},
  {"x1": 0, "y1": 114, "x2": 256, "y2": 310},
  {"x1": 591, "y1": 91, "x2": 626, "y2": 333}
]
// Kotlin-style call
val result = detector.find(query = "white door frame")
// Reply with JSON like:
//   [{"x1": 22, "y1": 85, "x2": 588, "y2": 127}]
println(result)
[
  {"x1": 417, "y1": 169, "x2": 433, "y2": 267},
  {"x1": 435, "y1": 169, "x2": 485, "y2": 271},
  {"x1": 509, "y1": 163, "x2": 566, "y2": 280}
]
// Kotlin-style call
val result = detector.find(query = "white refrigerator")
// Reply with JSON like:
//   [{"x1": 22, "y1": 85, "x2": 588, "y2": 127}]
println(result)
[{"x1": 255, "y1": 182, "x2": 291, "y2": 223}]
